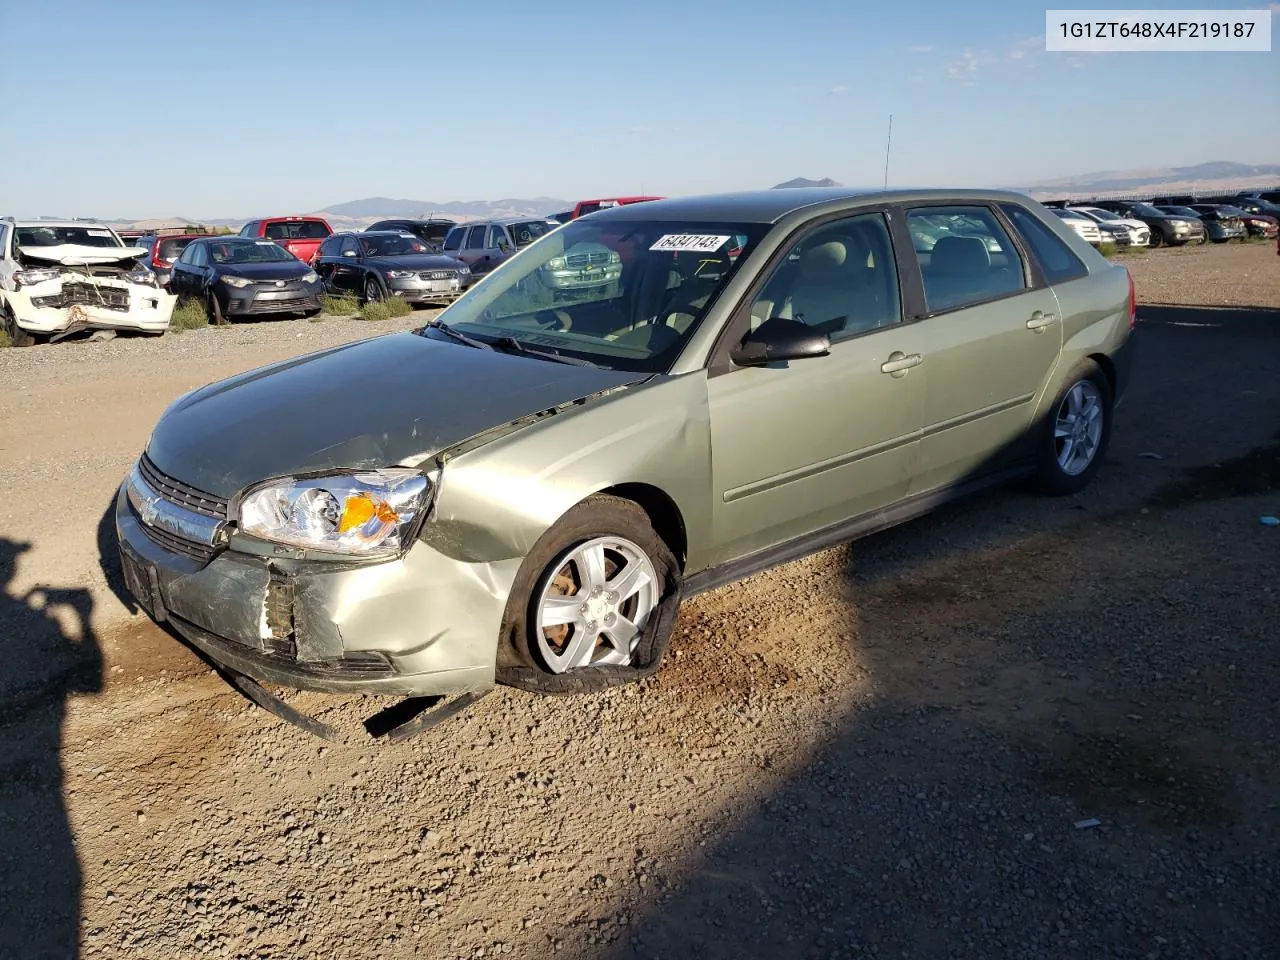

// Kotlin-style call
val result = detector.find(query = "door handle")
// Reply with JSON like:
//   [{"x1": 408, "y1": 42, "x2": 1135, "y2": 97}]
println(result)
[
  {"x1": 1027, "y1": 311, "x2": 1058, "y2": 331},
  {"x1": 880, "y1": 351, "x2": 923, "y2": 376}
]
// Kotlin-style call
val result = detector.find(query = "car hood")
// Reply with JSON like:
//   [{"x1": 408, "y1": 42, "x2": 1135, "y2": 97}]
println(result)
[
  {"x1": 145, "y1": 331, "x2": 646, "y2": 499},
  {"x1": 18, "y1": 244, "x2": 147, "y2": 266},
  {"x1": 218, "y1": 260, "x2": 313, "y2": 280},
  {"x1": 363, "y1": 254, "x2": 465, "y2": 271}
]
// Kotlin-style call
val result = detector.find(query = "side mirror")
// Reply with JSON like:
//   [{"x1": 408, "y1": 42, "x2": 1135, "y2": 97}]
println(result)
[
  {"x1": 730, "y1": 316, "x2": 830, "y2": 366},
  {"x1": 342, "y1": 249, "x2": 357, "y2": 258}
]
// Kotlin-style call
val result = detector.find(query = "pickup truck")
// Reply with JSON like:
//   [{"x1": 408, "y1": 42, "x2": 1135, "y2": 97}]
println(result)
[
  {"x1": 238, "y1": 216, "x2": 333, "y2": 264},
  {"x1": 570, "y1": 196, "x2": 663, "y2": 219}
]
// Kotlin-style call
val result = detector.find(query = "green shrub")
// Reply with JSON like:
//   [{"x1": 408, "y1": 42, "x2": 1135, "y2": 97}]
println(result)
[
  {"x1": 321, "y1": 293, "x2": 360, "y2": 316},
  {"x1": 0, "y1": 327, "x2": 10, "y2": 349},
  {"x1": 360, "y1": 296, "x2": 413, "y2": 322},
  {"x1": 1097, "y1": 242, "x2": 1118, "y2": 258},
  {"x1": 170, "y1": 298, "x2": 210, "y2": 331}
]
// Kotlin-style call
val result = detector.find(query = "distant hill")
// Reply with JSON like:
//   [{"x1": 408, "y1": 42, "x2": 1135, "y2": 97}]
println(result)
[
  {"x1": 319, "y1": 195, "x2": 572, "y2": 220},
  {"x1": 773, "y1": 177, "x2": 842, "y2": 189},
  {"x1": 1017, "y1": 160, "x2": 1280, "y2": 199}
]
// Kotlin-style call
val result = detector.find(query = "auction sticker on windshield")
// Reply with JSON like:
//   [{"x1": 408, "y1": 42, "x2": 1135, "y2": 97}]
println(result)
[{"x1": 649, "y1": 234, "x2": 731, "y2": 252}]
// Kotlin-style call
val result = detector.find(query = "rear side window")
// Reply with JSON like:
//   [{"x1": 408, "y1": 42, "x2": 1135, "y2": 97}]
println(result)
[
  {"x1": 442, "y1": 228, "x2": 462, "y2": 251},
  {"x1": 1000, "y1": 204, "x2": 1088, "y2": 284},
  {"x1": 464, "y1": 226, "x2": 488, "y2": 250},
  {"x1": 907, "y1": 205, "x2": 1027, "y2": 313}
]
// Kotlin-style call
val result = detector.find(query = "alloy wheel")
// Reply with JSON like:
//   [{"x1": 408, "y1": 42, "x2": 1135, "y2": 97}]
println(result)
[
  {"x1": 533, "y1": 536, "x2": 659, "y2": 673},
  {"x1": 1054, "y1": 380, "x2": 1104, "y2": 476}
]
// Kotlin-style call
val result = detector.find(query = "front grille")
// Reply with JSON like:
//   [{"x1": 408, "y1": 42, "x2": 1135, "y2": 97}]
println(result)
[
  {"x1": 32, "y1": 282, "x2": 131, "y2": 312},
  {"x1": 253, "y1": 297, "x2": 313, "y2": 310},
  {"x1": 139, "y1": 522, "x2": 218, "y2": 563},
  {"x1": 139, "y1": 455, "x2": 228, "y2": 519},
  {"x1": 565, "y1": 251, "x2": 612, "y2": 268},
  {"x1": 420, "y1": 270, "x2": 456, "y2": 281}
]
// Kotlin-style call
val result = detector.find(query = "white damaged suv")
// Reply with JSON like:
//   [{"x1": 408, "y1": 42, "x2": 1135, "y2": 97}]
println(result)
[{"x1": 0, "y1": 217, "x2": 177, "y2": 345}]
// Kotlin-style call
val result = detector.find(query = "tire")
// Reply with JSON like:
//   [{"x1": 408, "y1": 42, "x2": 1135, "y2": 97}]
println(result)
[
  {"x1": 1197, "y1": 233, "x2": 1208, "y2": 245},
  {"x1": 204, "y1": 288, "x2": 226, "y2": 325},
  {"x1": 1147, "y1": 230, "x2": 1163, "y2": 249},
  {"x1": 363, "y1": 275, "x2": 385, "y2": 303},
  {"x1": 496, "y1": 494, "x2": 681, "y2": 695},
  {"x1": 1, "y1": 304, "x2": 37, "y2": 347},
  {"x1": 1033, "y1": 360, "x2": 1113, "y2": 497},
  {"x1": 1211, "y1": 238, "x2": 1227, "y2": 244}
]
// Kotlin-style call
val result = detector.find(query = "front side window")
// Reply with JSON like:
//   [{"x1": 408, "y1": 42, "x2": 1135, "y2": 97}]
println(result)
[
  {"x1": 190, "y1": 244, "x2": 209, "y2": 267},
  {"x1": 749, "y1": 213, "x2": 901, "y2": 341},
  {"x1": 488, "y1": 225, "x2": 511, "y2": 249},
  {"x1": 424, "y1": 219, "x2": 766, "y2": 372},
  {"x1": 907, "y1": 206, "x2": 1026, "y2": 313},
  {"x1": 1000, "y1": 204, "x2": 1087, "y2": 285},
  {"x1": 339, "y1": 237, "x2": 360, "y2": 257},
  {"x1": 318, "y1": 236, "x2": 342, "y2": 258}
]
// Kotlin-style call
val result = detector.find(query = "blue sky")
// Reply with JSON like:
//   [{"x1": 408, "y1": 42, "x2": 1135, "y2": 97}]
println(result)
[{"x1": 0, "y1": 0, "x2": 1276, "y2": 218}]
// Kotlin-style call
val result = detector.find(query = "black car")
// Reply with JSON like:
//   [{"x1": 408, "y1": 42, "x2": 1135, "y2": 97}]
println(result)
[
  {"x1": 365, "y1": 218, "x2": 456, "y2": 250},
  {"x1": 314, "y1": 231, "x2": 472, "y2": 305},
  {"x1": 1091, "y1": 199, "x2": 1205, "y2": 247},
  {"x1": 169, "y1": 237, "x2": 323, "y2": 323},
  {"x1": 1238, "y1": 190, "x2": 1280, "y2": 205}
]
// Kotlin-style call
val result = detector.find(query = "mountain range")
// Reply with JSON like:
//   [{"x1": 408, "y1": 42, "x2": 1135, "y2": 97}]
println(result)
[{"x1": 99, "y1": 161, "x2": 1279, "y2": 232}]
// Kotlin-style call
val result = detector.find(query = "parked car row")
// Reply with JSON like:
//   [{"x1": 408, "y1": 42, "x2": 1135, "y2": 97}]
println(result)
[{"x1": 1045, "y1": 189, "x2": 1280, "y2": 247}]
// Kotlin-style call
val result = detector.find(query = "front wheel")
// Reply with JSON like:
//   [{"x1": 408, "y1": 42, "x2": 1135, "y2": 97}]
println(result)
[
  {"x1": 1033, "y1": 360, "x2": 1113, "y2": 496},
  {"x1": 2, "y1": 305, "x2": 37, "y2": 347},
  {"x1": 497, "y1": 494, "x2": 680, "y2": 694},
  {"x1": 363, "y1": 275, "x2": 385, "y2": 303},
  {"x1": 204, "y1": 288, "x2": 226, "y2": 325},
  {"x1": 1147, "y1": 230, "x2": 1163, "y2": 249}
]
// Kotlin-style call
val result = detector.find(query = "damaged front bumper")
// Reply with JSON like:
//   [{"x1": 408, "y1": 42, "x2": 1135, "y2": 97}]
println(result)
[
  {"x1": 114, "y1": 482, "x2": 520, "y2": 696},
  {"x1": 5, "y1": 281, "x2": 175, "y2": 336}
]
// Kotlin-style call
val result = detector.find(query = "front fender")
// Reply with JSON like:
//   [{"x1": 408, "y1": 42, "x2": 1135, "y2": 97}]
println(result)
[{"x1": 420, "y1": 372, "x2": 712, "y2": 569}]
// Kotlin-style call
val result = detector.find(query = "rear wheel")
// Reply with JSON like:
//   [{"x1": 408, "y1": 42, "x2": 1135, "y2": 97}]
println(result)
[{"x1": 1033, "y1": 360, "x2": 1113, "y2": 496}]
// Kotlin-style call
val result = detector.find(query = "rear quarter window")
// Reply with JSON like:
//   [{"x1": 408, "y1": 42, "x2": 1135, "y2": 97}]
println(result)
[{"x1": 1000, "y1": 204, "x2": 1088, "y2": 285}]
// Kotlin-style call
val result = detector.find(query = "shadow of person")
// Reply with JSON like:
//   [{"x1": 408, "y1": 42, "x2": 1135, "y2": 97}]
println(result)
[
  {"x1": 0, "y1": 537, "x2": 103, "y2": 960},
  {"x1": 96, "y1": 497, "x2": 136, "y2": 616}
]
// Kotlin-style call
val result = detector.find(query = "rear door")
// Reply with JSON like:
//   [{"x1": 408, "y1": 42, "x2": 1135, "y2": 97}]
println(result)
[
  {"x1": 459, "y1": 225, "x2": 492, "y2": 273},
  {"x1": 900, "y1": 203, "x2": 1063, "y2": 495}
]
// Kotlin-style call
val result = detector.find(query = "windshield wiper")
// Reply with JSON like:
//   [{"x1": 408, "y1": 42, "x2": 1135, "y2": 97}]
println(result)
[
  {"x1": 490, "y1": 336, "x2": 599, "y2": 367},
  {"x1": 424, "y1": 320, "x2": 493, "y2": 350}
]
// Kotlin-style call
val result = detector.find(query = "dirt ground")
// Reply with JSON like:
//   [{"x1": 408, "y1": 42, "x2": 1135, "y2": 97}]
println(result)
[{"x1": 0, "y1": 242, "x2": 1277, "y2": 959}]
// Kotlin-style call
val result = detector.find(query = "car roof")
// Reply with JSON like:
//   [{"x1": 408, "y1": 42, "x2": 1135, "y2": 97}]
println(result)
[
  {"x1": 583, "y1": 188, "x2": 1039, "y2": 224},
  {"x1": 371, "y1": 217, "x2": 454, "y2": 224},
  {"x1": 10, "y1": 219, "x2": 114, "y2": 229},
  {"x1": 253, "y1": 215, "x2": 329, "y2": 221},
  {"x1": 452, "y1": 216, "x2": 554, "y2": 227}
]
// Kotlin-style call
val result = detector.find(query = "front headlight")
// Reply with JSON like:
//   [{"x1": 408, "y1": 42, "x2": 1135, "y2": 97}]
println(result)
[
  {"x1": 302, "y1": 270, "x2": 319, "y2": 283},
  {"x1": 13, "y1": 267, "x2": 61, "y2": 287},
  {"x1": 544, "y1": 256, "x2": 567, "y2": 270},
  {"x1": 221, "y1": 275, "x2": 254, "y2": 288},
  {"x1": 456, "y1": 264, "x2": 470, "y2": 275},
  {"x1": 125, "y1": 265, "x2": 158, "y2": 286},
  {"x1": 238, "y1": 469, "x2": 430, "y2": 557},
  {"x1": 384, "y1": 270, "x2": 417, "y2": 279}
]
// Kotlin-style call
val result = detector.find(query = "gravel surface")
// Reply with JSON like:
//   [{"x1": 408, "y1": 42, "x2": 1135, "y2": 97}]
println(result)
[
  {"x1": 0, "y1": 249, "x2": 1277, "y2": 959},
  {"x1": 1122, "y1": 240, "x2": 1280, "y2": 308}
]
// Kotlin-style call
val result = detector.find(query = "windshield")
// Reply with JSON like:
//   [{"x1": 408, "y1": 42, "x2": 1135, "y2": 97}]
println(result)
[
  {"x1": 264, "y1": 220, "x2": 330, "y2": 241},
  {"x1": 1157, "y1": 206, "x2": 1201, "y2": 218},
  {"x1": 210, "y1": 240, "x2": 296, "y2": 264},
  {"x1": 360, "y1": 234, "x2": 432, "y2": 257},
  {"x1": 507, "y1": 220, "x2": 555, "y2": 246},
  {"x1": 421, "y1": 219, "x2": 766, "y2": 372},
  {"x1": 16, "y1": 225, "x2": 123, "y2": 248}
]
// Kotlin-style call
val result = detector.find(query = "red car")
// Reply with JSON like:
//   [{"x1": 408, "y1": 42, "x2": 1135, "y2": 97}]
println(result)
[
  {"x1": 238, "y1": 216, "x2": 333, "y2": 264},
  {"x1": 571, "y1": 196, "x2": 664, "y2": 220},
  {"x1": 134, "y1": 233, "x2": 206, "y2": 289}
]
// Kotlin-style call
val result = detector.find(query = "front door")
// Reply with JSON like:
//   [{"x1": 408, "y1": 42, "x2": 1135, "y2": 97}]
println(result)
[
  {"x1": 902, "y1": 204, "x2": 1063, "y2": 494},
  {"x1": 706, "y1": 211, "x2": 925, "y2": 566}
]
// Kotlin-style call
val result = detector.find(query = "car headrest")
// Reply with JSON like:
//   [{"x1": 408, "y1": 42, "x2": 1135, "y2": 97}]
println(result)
[{"x1": 930, "y1": 235, "x2": 990, "y2": 277}]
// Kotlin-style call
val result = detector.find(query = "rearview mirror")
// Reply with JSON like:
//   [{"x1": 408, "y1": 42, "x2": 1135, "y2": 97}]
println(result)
[{"x1": 730, "y1": 317, "x2": 830, "y2": 366}]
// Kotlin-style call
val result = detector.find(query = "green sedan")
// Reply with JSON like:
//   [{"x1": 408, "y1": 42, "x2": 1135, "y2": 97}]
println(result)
[{"x1": 116, "y1": 188, "x2": 1134, "y2": 701}]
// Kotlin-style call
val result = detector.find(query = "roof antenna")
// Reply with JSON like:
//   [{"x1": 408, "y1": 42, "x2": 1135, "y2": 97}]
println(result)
[{"x1": 883, "y1": 114, "x2": 893, "y2": 190}]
